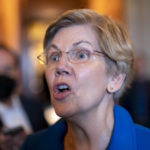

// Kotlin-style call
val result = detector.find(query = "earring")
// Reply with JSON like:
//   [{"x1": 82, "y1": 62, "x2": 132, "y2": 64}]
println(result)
[
  {"x1": 110, "y1": 87, "x2": 113, "y2": 91},
  {"x1": 107, "y1": 86, "x2": 114, "y2": 93}
]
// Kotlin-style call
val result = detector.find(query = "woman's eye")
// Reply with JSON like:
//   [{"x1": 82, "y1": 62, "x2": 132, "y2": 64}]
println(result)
[
  {"x1": 76, "y1": 50, "x2": 89, "y2": 60},
  {"x1": 48, "y1": 53, "x2": 59, "y2": 62},
  {"x1": 51, "y1": 55, "x2": 59, "y2": 62}
]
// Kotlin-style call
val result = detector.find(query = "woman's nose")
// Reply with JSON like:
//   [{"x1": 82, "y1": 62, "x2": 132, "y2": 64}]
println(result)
[
  {"x1": 55, "y1": 68, "x2": 70, "y2": 76},
  {"x1": 55, "y1": 56, "x2": 72, "y2": 77}
]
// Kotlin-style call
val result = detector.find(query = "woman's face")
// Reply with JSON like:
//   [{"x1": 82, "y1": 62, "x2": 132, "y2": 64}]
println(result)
[{"x1": 45, "y1": 25, "x2": 112, "y2": 118}]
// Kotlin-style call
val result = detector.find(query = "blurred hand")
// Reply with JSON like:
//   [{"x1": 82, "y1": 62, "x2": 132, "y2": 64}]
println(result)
[{"x1": 0, "y1": 129, "x2": 27, "y2": 150}]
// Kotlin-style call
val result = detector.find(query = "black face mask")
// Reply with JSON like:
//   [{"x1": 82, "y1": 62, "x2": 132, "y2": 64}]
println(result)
[{"x1": 0, "y1": 75, "x2": 16, "y2": 101}]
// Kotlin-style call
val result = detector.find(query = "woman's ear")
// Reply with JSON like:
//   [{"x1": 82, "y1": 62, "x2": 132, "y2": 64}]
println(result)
[{"x1": 107, "y1": 73, "x2": 126, "y2": 93}]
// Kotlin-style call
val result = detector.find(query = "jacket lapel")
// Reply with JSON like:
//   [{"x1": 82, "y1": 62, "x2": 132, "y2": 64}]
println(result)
[{"x1": 108, "y1": 105, "x2": 137, "y2": 150}]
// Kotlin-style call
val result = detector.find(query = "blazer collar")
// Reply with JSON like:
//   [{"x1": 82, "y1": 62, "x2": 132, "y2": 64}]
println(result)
[
  {"x1": 50, "y1": 105, "x2": 137, "y2": 150},
  {"x1": 108, "y1": 105, "x2": 137, "y2": 150}
]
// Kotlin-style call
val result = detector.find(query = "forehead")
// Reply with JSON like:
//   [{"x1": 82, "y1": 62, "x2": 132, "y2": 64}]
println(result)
[
  {"x1": 50, "y1": 25, "x2": 99, "y2": 50},
  {"x1": 0, "y1": 50, "x2": 15, "y2": 67}
]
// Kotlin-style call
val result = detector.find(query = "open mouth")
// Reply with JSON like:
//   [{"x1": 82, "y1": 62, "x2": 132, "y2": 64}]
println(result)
[
  {"x1": 57, "y1": 84, "x2": 70, "y2": 92},
  {"x1": 53, "y1": 83, "x2": 71, "y2": 100}
]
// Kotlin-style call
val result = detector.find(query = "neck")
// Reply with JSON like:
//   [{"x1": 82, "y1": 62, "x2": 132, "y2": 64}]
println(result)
[{"x1": 65, "y1": 96, "x2": 115, "y2": 150}]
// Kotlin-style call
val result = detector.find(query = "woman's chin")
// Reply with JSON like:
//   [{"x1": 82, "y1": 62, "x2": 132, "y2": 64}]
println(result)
[
  {"x1": 52, "y1": 97, "x2": 77, "y2": 118},
  {"x1": 54, "y1": 108, "x2": 75, "y2": 119}
]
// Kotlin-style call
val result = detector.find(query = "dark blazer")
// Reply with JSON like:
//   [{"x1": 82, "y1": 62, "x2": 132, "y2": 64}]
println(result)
[
  {"x1": 0, "y1": 95, "x2": 48, "y2": 132},
  {"x1": 20, "y1": 105, "x2": 150, "y2": 150}
]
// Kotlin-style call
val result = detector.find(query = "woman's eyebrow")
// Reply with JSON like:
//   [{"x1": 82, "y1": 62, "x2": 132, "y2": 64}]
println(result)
[
  {"x1": 48, "y1": 44, "x2": 60, "y2": 51},
  {"x1": 72, "y1": 40, "x2": 93, "y2": 47},
  {"x1": 48, "y1": 40, "x2": 93, "y2": 51}
]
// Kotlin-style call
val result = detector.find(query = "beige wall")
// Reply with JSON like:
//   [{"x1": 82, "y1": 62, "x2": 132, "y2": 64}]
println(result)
[
  {"x1": 125, "y1": 0, "x2": 150, "y2": 78},
  {"x1": 88, "y1": 0, "x2": 124, "y2": 21},
  {"x1": 0, "y1": 0, "x2": 21, "y2": 53}
]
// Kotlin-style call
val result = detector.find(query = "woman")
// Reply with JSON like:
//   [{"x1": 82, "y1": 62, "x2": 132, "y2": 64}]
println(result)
[{"x1": 21, "y1": 9, "x2": 150, "y2": 150}]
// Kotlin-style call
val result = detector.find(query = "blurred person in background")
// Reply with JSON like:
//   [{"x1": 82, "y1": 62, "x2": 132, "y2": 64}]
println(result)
[
  {"x1": 21, "y1": 9, "x2": 150, "y2": 150},
  {"x1": 0, "y1": 44, "x2": 48, "y2": 150},
  {"x1": 120, "y1": 53, "x2": 150, "y2": 128}
]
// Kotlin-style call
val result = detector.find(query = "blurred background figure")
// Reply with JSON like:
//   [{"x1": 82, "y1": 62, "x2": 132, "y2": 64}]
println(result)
[
  {"x1": 120, "y1": 53, "x2": 150, "y2": 128},
  {"x1": 0, "y1": 44, "x2": 48, "y2": 150}
]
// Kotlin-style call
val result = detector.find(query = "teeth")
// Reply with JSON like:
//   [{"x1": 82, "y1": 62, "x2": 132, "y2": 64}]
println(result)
[{"x1": 58, "y1": 84, "x2": 69, "y2": 92}]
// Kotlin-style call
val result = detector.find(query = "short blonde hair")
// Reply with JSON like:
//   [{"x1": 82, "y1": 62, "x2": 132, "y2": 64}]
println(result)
[{"x1": 44, "y1": 9, "x2": 135, "y2": 102}]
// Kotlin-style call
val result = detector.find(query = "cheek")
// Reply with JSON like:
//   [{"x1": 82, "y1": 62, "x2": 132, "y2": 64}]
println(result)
[
  {"x1": 75, "y1": 63, "x2": 108, "y2": 96},
  {"x1": 73, "y1": 64, "x2": 108, "y2": 111},
  {"x1": 78, "y1": 62, "x2": 107, "y2": 84}
]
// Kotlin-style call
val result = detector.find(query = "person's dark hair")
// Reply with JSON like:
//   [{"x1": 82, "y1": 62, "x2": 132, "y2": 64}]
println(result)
[{"x1": 0, "y1": 43, "x2": 20, "y2": 67}]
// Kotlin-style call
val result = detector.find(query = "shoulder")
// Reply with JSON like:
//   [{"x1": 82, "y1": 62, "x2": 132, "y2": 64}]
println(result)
[
  {"x1": 135, "y1": 124, "x2": 150, "y2": 150},
  {"x1": 108, "y1": 105, "x2": 137, "y2": 150},
  {"x1": 109, "y1": 105, "x2": 150, "y2": 150},
  {"x1": 20, "y1": 129, "x2": 48, "y2": 150},
  {"x1": 114, "y1": 105, "x2": 133, "y2": 123},
  {"x1": 113, "y1": 105, "x2": 150, "y2": 150},
  {"x1": 20, "y1": 119, "x2": 67, "y2": 150}
]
